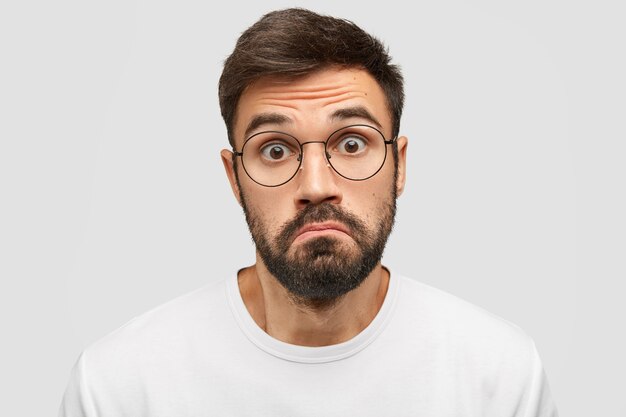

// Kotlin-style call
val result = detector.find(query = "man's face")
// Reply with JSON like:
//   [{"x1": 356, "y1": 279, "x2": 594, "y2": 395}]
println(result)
[{"x1": 221, "y1": 67, "x2": 407, "y2": 309}]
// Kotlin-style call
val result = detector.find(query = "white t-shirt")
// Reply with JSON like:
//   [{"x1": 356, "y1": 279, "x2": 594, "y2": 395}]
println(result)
[{"x1": 59, "y1": 270, "x2": 559, "y2": 416}]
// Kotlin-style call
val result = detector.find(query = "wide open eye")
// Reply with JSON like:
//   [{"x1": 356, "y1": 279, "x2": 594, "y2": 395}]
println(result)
[
  {"x1": 334, "y1": 135, "x2": 367, "y2": 155},
  {"x1": 259, "y1": 142, "x2": 294, "y2": 161}
]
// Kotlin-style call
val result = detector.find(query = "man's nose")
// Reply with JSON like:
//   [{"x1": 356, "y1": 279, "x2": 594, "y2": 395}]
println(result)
[{"x1": 293, "y1": 142, "x2": 343, "y2": 208}]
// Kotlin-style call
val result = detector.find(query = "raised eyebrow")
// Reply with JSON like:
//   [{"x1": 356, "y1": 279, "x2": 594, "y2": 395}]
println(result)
[
  {"x1": 244, "y1": 113, "x2": 293, "y2": 138},
  {"x1": 329, "y1": 106, "x2": 383, "y2": 129}
]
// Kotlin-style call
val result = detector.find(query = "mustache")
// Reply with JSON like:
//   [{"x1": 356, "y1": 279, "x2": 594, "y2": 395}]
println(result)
[{"x1": 278, "y1": 203, "x2": 368, "y2": 244}]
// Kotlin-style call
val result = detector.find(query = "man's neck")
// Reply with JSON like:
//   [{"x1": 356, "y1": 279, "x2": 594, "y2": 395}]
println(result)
[{"x1": 237, "y1": 260, "x2": 390, "y2": 347}]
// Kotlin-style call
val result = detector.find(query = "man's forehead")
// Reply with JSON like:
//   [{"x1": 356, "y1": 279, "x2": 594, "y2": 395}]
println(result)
[
  {"x1": 240, "y1": 67, "x2": 375, "y2": 98},
  {"x1": 233, "y1": 67, "x2": 391, "y2": 142}
]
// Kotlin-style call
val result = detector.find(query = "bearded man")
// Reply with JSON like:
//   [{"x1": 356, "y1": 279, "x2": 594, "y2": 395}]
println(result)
[{"x1": 59, "y1": 8, "x2": 559, "y2": 416}]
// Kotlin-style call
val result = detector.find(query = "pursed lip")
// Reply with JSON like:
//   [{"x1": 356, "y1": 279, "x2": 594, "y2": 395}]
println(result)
[{"x1": 293, "y1": 222, "x2": 351, "y2": 241}]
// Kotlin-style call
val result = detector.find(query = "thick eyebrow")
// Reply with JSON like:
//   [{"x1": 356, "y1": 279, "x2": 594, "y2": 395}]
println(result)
[
  {"x1": 242, "y1": 106, "x2": 382, "y2": 139},
  {"x1": 329, "y1": 106, "x2": 383, "y2": 129},
  {"x1": 244, "y1": 113, "x2": 293, "y2": 138}
]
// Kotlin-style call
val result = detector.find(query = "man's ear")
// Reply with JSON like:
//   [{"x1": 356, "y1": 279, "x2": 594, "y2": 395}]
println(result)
[
  {"x1": 395, "y1": 136, "x2": 408, "y2": 197},
  {"x1": 221, "y1": 149, "x2": 242, "y2": 206}
]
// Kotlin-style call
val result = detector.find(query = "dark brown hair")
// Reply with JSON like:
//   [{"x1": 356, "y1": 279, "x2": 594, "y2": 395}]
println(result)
[{"x1": 218, "y1": 8, "x2": 404, "y2": 149}]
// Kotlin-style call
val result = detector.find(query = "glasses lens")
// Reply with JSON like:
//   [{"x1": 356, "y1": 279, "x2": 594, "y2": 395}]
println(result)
[
  {"x1": 241, "y1": 131, "x2": 301, "y2": 186},
  {"x1": 326, "y1": 125, "x2": 387, "y2": 180}
]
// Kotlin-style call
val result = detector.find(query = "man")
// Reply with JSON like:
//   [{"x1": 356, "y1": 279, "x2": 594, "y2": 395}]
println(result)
[{"x1": 59, "y1": 8, "x2": 558, "y2": 416}]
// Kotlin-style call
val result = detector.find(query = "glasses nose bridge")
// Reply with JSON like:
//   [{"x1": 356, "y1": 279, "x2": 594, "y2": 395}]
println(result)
[{"x1": 298, "y1": 140, "x2": 330, "y2": 164}]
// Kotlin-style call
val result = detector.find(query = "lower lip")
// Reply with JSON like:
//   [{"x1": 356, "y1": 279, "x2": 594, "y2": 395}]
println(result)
[{"x1": 293, "y1": 229, "x2": 350, "y2": 243}]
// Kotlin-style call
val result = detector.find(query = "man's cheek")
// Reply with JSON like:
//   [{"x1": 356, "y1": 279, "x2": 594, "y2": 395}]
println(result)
[{"x1": 264, "y1": 213, "x2": 290, "y2": 240}]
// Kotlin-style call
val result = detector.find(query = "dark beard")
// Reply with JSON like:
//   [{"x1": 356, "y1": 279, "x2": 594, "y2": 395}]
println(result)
[{"x1": 240, "y1": 197, "x2": 396, "y2": 311}]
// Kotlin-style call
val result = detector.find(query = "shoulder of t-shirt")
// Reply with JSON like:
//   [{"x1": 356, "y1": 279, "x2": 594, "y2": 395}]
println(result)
[
  {"x1": 81, "y1": 277, "x2": 230, "y2": 362},
  {"x1": 396, "y1": 274, "x2": 536, "y2": 359},
  {"x1": 395, "y1": 275, "x2": 553, "y2": 411}
]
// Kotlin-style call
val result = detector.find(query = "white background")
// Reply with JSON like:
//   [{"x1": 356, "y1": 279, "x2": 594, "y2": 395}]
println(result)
[{"x1": 1, "y1": 0, "x2": 624, "y2": 415}]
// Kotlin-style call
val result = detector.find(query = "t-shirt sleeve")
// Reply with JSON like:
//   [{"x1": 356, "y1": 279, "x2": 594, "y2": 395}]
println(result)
[
  {"x1": 58, "y1": 352, "x2": 97, "y2": 417},
  {"x1": 522, "y1": 339, "x2": 559, "y2": 417}
]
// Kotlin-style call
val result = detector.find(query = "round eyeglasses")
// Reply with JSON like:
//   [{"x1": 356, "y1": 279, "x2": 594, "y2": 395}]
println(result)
[{"x1": 233, "y1": 124, "x2": 397, "y2": 187}]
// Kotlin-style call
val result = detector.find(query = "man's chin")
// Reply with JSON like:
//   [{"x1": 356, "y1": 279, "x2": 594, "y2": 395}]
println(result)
[{"x1": 263, "y1": 241, "x2": 379, "y2": 311}]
